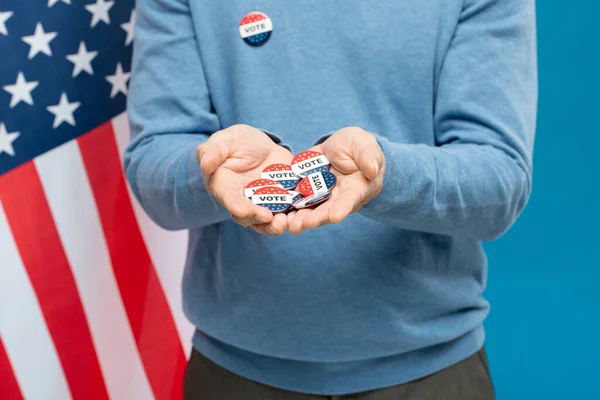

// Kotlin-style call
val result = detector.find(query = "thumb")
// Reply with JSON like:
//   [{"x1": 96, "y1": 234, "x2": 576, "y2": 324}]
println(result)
[
  {"x1": 315, "y1": 143, "x2": 360, "y2": 175},
  {"x1": 196, "y1": 134, "x2": 233, "y2": 176},
  {"x1": 352, "y1": 135, "x2": 384, "y2": 181}
]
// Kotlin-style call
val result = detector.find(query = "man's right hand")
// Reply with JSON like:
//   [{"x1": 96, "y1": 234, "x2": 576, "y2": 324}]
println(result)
[{"x1": 196, "y1": 125, "x2": 294, "y2": 236}]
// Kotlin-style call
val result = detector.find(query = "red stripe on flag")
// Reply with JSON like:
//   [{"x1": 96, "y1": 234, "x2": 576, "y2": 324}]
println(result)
[
  {"x1": 78, "y1": 122, "x2": 186, "y2": 400},
  {"x1": 0, "y1": 163, "x2": 109, "y2": 400},
  {"x1": 0, "y1": 338, "x2": 24, "y2": 400}
]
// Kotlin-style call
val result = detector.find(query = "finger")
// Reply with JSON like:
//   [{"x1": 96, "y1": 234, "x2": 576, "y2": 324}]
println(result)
[
  {"x1": 288, "y1": 208, "x2": 311, "y2": 235},
  {"x1": 208, "y1": 175, "x2": 273, "y2": 225},
  {"x1": 197, "y1": 143, "x2": 222, "y2": 176},
  {"x1": 301, "y1": 199, "x2": 335, "y2": 231},
  {"x1": 228, "y1": 201, "x2": 273, "y2": 226},
  {"x1": 231, "y1": 215, "x2": 249, "y2": 227},
  {"x1": 327, "y1": 184, "x2": 366, "y2": 224},
  {"x1": 196, "y1": 134, "x2": 233, "y2": 176},
  {"x1": 269, "y1": 213, "x2": 289, "y2": 235},
  {"x1": 232, "y1": 214, "x2": 271, "y2": 228},
  {"x1": 250, "y1": 224, "x2": 277, "y2": 236},
  {"x1": 315, "y1": 144, "x2": 360, "y2": 175},
  {"x1": 352, "y1": 135, "x2": 385, "y2": 181},
  {"x1": 250, "y1": 213, "x2": 288, "y2": 236},
  {"x1": 286, "y1": 210, "x2": 297, "y2": 227},
  {"x1": 232, "y1": 205, "x2": 273, "y2": 226}
]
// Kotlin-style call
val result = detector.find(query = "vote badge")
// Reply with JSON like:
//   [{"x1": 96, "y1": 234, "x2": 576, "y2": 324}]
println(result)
[
  {"x1": 244, "y1": 179, "x2": 282, "y2": 198},
  {"x1": 287, "y1": 190, "x2": 304, "y2": 204},
  {"x1": 296, "y1": 171, "x2": 336, "y2": 197},
  {"x1": 293, "y1": 191, "x2": 332, "y2": 209},
  {"x1": 239, "y1": 12, "x2": 273, "y2": 47},
  {"x1": 291, "y1": 151, "x2": 331, "y2": 177},
  {"x1": 252, "y1": 186, "x2": 293, "y2": 213},
  {"x1": 261, "y1": 164, "x2": 300, "y2": 190}
]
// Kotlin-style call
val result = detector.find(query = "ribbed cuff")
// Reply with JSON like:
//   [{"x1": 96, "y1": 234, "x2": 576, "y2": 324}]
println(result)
[
  {"x1": 358, "y1": 134, "x2": 411, "y2": 217},
  {"x1": 259, "y1": 129, "x2": 293, "y2": 152},
  {"x1": 312, "y1": 133, "x2": 334, "y2": 146}
]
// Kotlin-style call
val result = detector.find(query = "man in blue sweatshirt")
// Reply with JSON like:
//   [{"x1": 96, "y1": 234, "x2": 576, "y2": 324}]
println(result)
[{"x1": 125, "y1": 0, "x2": 537, "y2": 398}]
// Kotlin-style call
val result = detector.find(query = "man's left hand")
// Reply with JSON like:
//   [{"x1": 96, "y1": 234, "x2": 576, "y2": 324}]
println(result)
[{"x1": 287, "y1": 127, "x2": 386, "y2": 234}]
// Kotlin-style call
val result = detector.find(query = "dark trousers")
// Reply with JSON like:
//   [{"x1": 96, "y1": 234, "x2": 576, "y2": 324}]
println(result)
[{"x1": 184, "y1": 347, "x2": 495, "y2": 400}]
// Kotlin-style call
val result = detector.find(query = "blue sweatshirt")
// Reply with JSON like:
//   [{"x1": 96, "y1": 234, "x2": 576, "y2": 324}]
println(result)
[{"x1": 124, "y1": 0, "x2": 537, "y2": 395}]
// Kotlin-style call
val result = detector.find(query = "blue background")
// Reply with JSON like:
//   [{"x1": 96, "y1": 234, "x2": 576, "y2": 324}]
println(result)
[{"x1": 484, "y1": 1, "x2": 600, "y2": 398}]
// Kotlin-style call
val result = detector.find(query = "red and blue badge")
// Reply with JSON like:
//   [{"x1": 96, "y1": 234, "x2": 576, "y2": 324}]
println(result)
[
  {"x1": 261, "y1": 164, "x2": 300, "y2": 190},
  {"x1": 244, "y1": 179, "x2": 282, "y2": 198},
  {"x1": 239, "y1": 12, "x2": 273, "y2": 47},
  {"x1": 293, "y1": 191, "x2": 332, "y2": 209},
  {"x1": 291, "y1": 151, "x2": 331, "y2": 177},
  {"x1": 296, "y1": 171, "x2": 336, "y2": 197},
  {"x1": 252, "y1": 186, "x2": 292, "y2": 213},
  {"x1": 287, "y1": 190, "x2": 304, "y2": 204}
]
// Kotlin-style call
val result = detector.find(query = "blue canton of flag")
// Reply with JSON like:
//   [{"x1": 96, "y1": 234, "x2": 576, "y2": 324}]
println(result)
[{"x1": 0, "y1": 0, "x2": 135, "y2": 175}]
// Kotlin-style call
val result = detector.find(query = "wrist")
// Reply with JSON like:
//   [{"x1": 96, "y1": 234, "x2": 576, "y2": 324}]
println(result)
[{"x1": 360, "y1": 134, "x2": 396, "y2": 213}]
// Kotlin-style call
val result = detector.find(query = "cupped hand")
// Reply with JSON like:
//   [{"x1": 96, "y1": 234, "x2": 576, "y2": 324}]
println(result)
[
  {"x1": 196, "y1": 124, "x2": 293, "y2": 236},
  {"x1": 287, "y1": 127, "x2": 385, "y2": 234}
]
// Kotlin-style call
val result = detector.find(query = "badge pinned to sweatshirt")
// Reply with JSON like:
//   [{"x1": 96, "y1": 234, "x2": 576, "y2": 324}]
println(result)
[{"x1": 239, "y1": 12, "x2": 273, "y2": 46}]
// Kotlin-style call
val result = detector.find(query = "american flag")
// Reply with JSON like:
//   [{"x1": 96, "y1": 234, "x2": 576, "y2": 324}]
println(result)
[{"x1": 0, "y1": 1, "x2": 193, "y2": 399}]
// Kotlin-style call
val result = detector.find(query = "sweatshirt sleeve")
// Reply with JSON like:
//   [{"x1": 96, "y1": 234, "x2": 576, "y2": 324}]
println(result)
[
  {"x1": 359, "y1": 0, "x2": 538, "y2": 241},
  {"x1": 123, "y1": 0, "x2": 287, "y2": 231}
]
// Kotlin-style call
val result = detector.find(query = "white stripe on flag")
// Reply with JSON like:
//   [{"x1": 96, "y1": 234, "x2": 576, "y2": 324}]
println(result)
[
  {"x1": 0, "y1": 202, "x2": 72, "y2": 400},
  {"x1": 35, "y1": 142, "x2": 155, "y2": 400},
  {"x1": 112, "y1": 113, "x2": 194, "y2": 355}
]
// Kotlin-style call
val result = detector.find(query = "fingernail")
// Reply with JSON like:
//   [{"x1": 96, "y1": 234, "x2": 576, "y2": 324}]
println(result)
[
  {"x1": 372, "y1": 160, "x2": 380, "y2": 176},
  {"x1": 200, "y1": 156, "x2": 209, "y2": 171}
]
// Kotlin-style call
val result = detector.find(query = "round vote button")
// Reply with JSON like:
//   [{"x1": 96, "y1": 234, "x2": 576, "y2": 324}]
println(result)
[
  {"x1": 239, "y1": 12, "x2": 273, "y2": 47},
  {"x1": 261, "y1": 164, "x2": 300, "y2": 190},
  {"x1": 291, "y1": 151, "x2": 331, "y2": 177},
  {"x1": 252, "y1": 186, "x2": 292, "y2": 213},
  {"x1": 293, "y1": 191, "x2": 332, "y2": 209},
  {"x1": 244, "y1": 179, "x2": 282, "y2": 199},
  {"x1": 296, "y1": 171, "x2": 336, "y2": 197}
]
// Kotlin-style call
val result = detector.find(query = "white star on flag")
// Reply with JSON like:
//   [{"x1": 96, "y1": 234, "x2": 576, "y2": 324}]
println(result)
[
  {"x1": 121, "y1": 10, "x2": 135, "y2": 46},
  {"x1": 85, "y1": 0, "x2": 114, "y2": 28},
  {"x1": 3, "y1": 72, "x2": 39, "y2": 108},
  {"x1": 22, "y1": 23, "x2": 57, "y2": 59},
  {"x1": 47, "y1": 93, "x2": 81, "y2": 128},
  {"x1": 48, "y1": 0, "x2": 71, "y2": 7},
  {"x1": 0, "y1": 123, "x2": 20, "y2": 156},
  {"x1": 106, "y1": 63, "x2": 131, "y2": 98},
  {"x1": 66, "y1": 42, "x2": 98, "y2": 77},
  {"x1": 0, "y1": 11, "x2": 13, "y2": 36}
]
